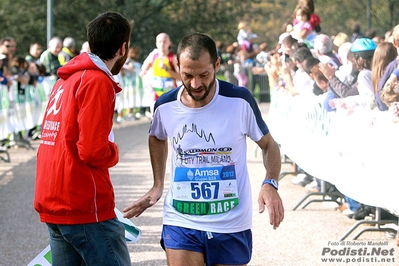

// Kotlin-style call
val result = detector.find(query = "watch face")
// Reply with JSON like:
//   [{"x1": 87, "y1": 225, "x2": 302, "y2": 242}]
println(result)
[
  {"x1": 262, "y1": 179, "x2": 278, "y2": 189},
  {"x1": 271, "y1": 179, "x2": 278, "y2": 188}
]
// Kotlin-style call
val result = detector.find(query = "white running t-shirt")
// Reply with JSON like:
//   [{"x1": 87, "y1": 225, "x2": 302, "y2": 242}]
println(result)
[{"x1": 149, "y1": 79, "x2": 269, "y2": 233}]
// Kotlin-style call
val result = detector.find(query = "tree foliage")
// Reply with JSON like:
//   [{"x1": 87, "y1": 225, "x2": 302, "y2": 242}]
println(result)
[{"x1": 0, "y1": 0, "x2": 398, "y2": 62}]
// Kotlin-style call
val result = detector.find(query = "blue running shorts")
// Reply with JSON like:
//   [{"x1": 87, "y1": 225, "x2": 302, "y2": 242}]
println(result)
[{"x1": 161, "y1": 225, "x2": 252, "y2": 265}]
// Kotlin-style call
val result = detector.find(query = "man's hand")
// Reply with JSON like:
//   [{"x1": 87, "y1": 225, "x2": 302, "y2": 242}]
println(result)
[
  {"x1": 319, "y1": 63, "x2": 336, "y2": 80},
  {"x1": 123, "y1": 186, "x2": 163, "y2": 218},
  {"x1": 258, "y1": 184, "x2": 284, "y2": 229}
]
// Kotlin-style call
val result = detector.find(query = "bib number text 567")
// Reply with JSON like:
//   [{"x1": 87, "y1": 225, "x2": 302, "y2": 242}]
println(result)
[{"x1": 191, "y1": 182, "x2": 219, "y2": 200}]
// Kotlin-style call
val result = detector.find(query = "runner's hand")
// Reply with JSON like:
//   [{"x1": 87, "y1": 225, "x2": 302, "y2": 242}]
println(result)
[
  {"x1": 123, "y1": 186, "x2": 163, "y2": 218},
  {"x1": 258, "y1": 185, "x2": 284, "y2": 229}
]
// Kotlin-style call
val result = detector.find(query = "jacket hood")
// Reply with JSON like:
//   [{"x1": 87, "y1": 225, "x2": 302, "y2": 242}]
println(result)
[{"x1": 57, "y1": 52, "x2": 122, "y2": 93}]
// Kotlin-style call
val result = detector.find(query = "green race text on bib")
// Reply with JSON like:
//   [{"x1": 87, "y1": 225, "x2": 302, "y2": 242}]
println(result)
[{"x1": 172, "y1": 165, "x2": 239, "y2": 215}]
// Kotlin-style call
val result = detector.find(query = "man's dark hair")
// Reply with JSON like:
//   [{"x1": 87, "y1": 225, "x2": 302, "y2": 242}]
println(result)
[
  {"x1": 351, "y1": 23, "x2": 361, "y2": 34},
  {"x1": 294, "y1": 47, "x2": 314, "y2": 63},
  {"x1": 177, "y1": 33, "x2": 218, "y2": 66},
  {"x1": 86, "y1": 12, "x2": 132, "y2": 60},
  {"x1": 364, "y1": 28, "x2": 377, "y2": 39},
  {"x1": 302, "y1": 56, "x2": 320, "y2": 75},
  {"x1": 282, "y1": 35, "x2": 298, "y2": 49}
]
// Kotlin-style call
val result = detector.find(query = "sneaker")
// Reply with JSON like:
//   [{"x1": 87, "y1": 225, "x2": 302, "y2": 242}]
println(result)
[
  {"x1": 116, "y1": 116, "x2": 122, "y2": 123},
  {"x1": 291, "y1": 174, "x2": 307, "y2": 185},
  {"x1": 298, "y1": 175, "x2": 314, "y2": 187},
  {"x1": 291, "y1": 174, "x2": 313, "y2": 186},
  {"x1": 124, "y1": 113, "x2": 135, "y2": 121},
  {"x1": 342, "y1": 208, "x2": 355, "y2": 218},
  {"x1": 305, "y1": 180, "x2": 319, "y2": 192},
  {"x1": 385, "y1": 231, "x2": 396, "y2": 239}
]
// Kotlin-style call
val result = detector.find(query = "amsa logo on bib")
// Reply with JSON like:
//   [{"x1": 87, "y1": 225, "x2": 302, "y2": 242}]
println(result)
[{"x1": 179, "y1": 165, "x2": 236, "y2": 182}]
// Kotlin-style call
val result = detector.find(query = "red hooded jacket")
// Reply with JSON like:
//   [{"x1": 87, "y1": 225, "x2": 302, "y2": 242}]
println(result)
[{"x1": 34, "y1": 52, "x2": 121, "y2": 224}]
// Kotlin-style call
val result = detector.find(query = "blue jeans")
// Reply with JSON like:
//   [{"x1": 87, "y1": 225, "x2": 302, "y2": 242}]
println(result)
[{"x1": 46, "y1": 218, "x2": 131, "y2": 266}]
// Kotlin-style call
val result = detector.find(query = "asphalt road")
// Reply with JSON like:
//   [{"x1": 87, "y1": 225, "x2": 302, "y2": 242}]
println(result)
[{"x1": 0, "y1": 103, "x2": 397, "y2": 266}]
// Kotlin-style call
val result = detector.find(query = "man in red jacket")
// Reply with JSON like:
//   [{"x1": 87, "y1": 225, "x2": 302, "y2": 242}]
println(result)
[{"x1": 34, "y1": 12, "x2": 132, "y2": 265}]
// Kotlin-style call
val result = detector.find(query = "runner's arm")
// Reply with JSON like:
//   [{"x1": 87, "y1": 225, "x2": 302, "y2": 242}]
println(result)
[
  {"x1": 123, "y1": 135, "x2": 167, "y2": 218},
  {"x1": 256, "y1": 133, "x2": 284, "y2": 229}
]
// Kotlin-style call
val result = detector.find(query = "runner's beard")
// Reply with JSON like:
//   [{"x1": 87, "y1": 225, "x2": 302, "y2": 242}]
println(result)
[
  {"x1": 183, "y1": 74, "x2": 215, "y2": 102},
  {"x1": 111, "y1": 47, "x2": 128, "y2": 75}
]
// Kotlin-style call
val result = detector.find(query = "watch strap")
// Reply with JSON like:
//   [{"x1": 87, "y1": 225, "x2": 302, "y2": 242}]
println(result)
[{"x1": 262, "y1": 179, "x2": 278, "y2": 190}]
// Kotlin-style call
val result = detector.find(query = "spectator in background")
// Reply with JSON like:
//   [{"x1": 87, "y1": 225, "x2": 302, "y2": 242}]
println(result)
[
  {"x1": 10, "y1": 56, "x2": 32, "y2": 140},
  {"x1": 10, "y1": 56, "x2": 30, "y2": 96},
  {"x1": 80, "y1": 41, "x2": 90, "y2": 53},
  {"x1": 384, "y1": 30, "x2": 393, "y2": 42},
  {"x1": 280, "y1": 46, "x2": 315, "y2": 96},
  {"x1": 291, "y1": 5, "x2": 315, "y2": 47},
  {"x1": 280, "y1": 34, "x2": 303, "y2": 64},
  {"x1": 375, "y1": 24, "x2": 399, "y2": 111},
  {"x1": 335, "y1": 42, "x2": 354, "y2": 85},
  {"x1": 139, "y1": 33, "x2": 180, "y2": 103},
  {"x1": 311, "y1": 63, "x2": 332, "y2": 97},
  {"x1": 124, "y1": 46, "x2": 149, "y2": 120},
  {"x1": 380, "y1": 69, "x2": 399, "y2": 107},
  {"x1": 59, "y1": 37, "x2": 76, "y2": 65},
  {"x1": 293, "y1": 0, "x2": 321, "y2": 33},
  {"x1": 255, "y1": 42, "x2": 269, "y2": 65},
  {"x1": 264, "y1": 49, "x2": 283, "y2": 91},
  {"x1": 278, "y1": 35, "x2": 308, "y2": 87},
  {"x1": 351, "y1": 23, "x2": 364, "y2": 43},
  {"x1": 237, "y1": 21, "x2": 253, "y2": 46},
  {"x1": 25, "y1": 42, "x2": 44, "y2": 87},
  {"x1": 302, "y1": 56, "x2": 320, "y2": 78},
  {"x1": 313, "y1": 34, "x2": 342, "y2": 68},
  {"x1": 0, "y1": 37, "x2": 17, "y2": 76},
  {"x1": 0, "y1": 54, "x2": 11, "y2": 86},
  {"x1": 240, "y1": 32, "x2": 260, "y2": 69},
  {"x1": 252, "y1": 42, "x2": 270, "y2": 95},
  {"x1": 40, "y1": 36, "x2": 62, "y2": 78},
  {"x1": 236, "y1": 20, "x2": 259, "y2": 68},
  {"x1": 332, "y1": 32, "x2": 349, "y2": 55},
  {"x1": 321, "y1": 42, "x2": 391, "y2": 217},
  {"x1": 252, "y1": 42, "x2": 269, "y2": 75},
  {"x1": 302, "y1": 56, "x2": 323, "y2": 95},
  {"x1": 221, "y1": 43, "x2": 238, "y2": 85},
  {"x1": 6, "y1": 38, "x2": 17, "y2": 67},
  {"x1": 234, "y1": 48, "x2": 249, "y2": 87},
  {"x1": 364, "y1": 28, "x2": 377, "y2": 40},
  {"x1": 25, "y1": 43, "x2": 43, "y2": 65},
  {"x1": 371, "y1": 41, "x2": 397, "y2": 101},
  {"x1": 236, "y1": 31, "x2": 260, "y2": 88},
  {"x1": 321, "y1": 38, "x2": 377, "y2": 110},
  {"x1": 215, "y1": 40, "x2": 225, "y2": 64},
  {"x1": 278, "y1": 21, "x2": 293, "y2": 48},
  {"x1": 372, "y1": 35, "x2": 384, "y2": 45}
]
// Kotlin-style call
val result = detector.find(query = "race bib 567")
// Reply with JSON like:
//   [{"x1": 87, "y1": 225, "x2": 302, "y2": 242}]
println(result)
[{"x1": 172, "y1": 165, "x2": 239, "y2": 215}]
